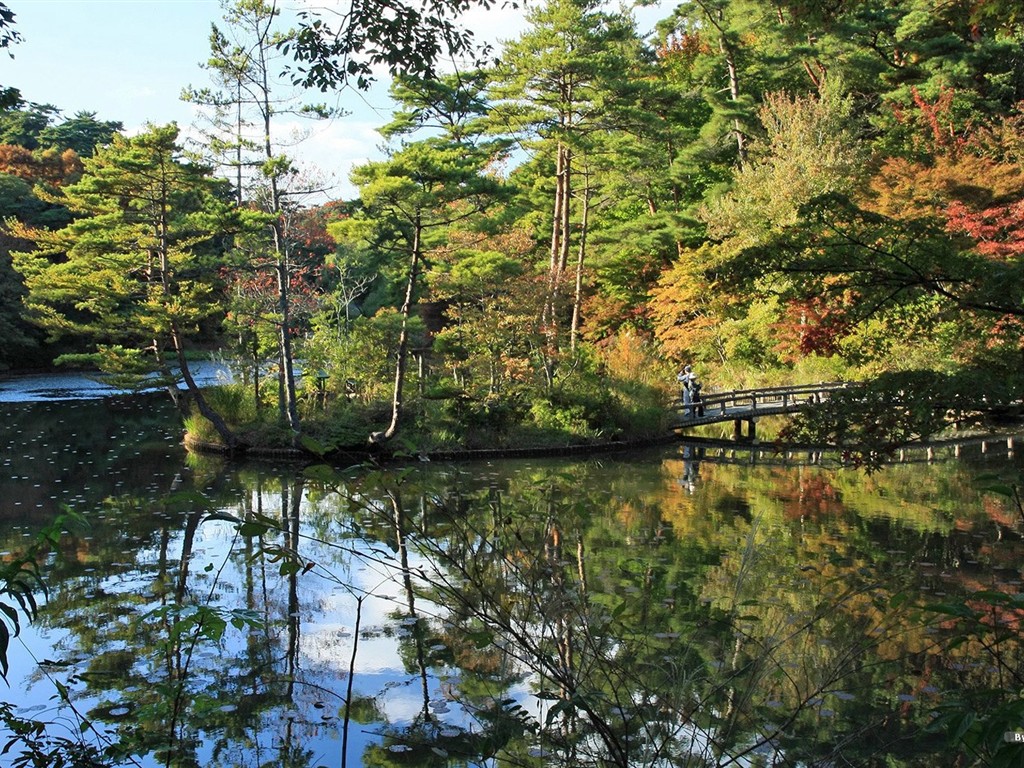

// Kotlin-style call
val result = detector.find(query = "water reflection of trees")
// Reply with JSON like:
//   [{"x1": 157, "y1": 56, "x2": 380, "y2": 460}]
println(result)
[
  {"x1": 332, "y1": 466, "x2": 835, "y2": 765},
  {"x1": 16, "y1": 453, "x2": 1024, "y2": 766},
  {"x1": 27, "y1": 469, "x2": 319, "y2": 768},
  {"x1": 330, "y1": 460, "x2": 1024, "y2": 767}
]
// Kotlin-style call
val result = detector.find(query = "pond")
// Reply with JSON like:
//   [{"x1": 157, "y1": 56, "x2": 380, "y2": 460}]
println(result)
[{"x1": 2, "y1": 383, "x2": 1024, "y2": 767}]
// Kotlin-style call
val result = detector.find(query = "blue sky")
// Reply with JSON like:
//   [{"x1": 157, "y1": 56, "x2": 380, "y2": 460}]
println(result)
[
  {"x1": 9, "y1": 1, "x2": 227, "y2": 131},
  {"x1": 5, "y1": 0, "x2": 406, "y2": 198},
  {"x1": 4, "y1": 0, "x2": 672, "y2": 200}
]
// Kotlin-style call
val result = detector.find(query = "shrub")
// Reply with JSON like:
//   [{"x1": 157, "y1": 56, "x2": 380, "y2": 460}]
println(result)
[{"x1": 528, "y1": 398, "x2": 602, "y2": 441}]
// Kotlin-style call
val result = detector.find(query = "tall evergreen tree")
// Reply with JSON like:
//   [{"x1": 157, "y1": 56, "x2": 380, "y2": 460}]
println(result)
[
  {"x1": 336, "y1": 130, "x2": 505, "y2": 441},
  {"x1": 183, "y1": 0, "x2": 341, "y2": 434},
  {"x1": 489, "y1": 0, "x2": 640, "y2": 378},
  {"x1": 11, "y1": 124, "x2": 251, "y2": 450}
]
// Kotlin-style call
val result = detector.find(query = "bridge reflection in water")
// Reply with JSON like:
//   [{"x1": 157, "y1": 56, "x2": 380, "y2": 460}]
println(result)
[
  {"x1": 675, "y1": 434, "x2": 1022, "y2": 497},
  {"x1": 678, "y1": 432, "x2": 1021, "y2": 471}
]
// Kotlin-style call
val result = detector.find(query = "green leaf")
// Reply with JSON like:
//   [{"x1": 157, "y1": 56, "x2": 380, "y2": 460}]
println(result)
[
  {"x1": 300, "y1": 435, "x2": 332, "y2": 457},
  {"x1": 238, "y1": 521, "x2": 271, "y2": 537},
  {"x1": 544, "y1": 698, "x2": 574, "y2": 726},
  {"x1": 54, "y1": 679, "x2": 70, "y2": 702},
  {"x1": 923, "y1": 602, "x2": 978, "y2": 619},
  {"x1": 304, "y1": 464, "x2": 342, "y2": 484}
]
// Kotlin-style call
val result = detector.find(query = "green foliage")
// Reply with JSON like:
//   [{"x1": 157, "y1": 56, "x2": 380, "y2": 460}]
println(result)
[
  {"x1": 0, "y1": 559, "x2": 42, "y2": 683},
  {"x1": 143, "y1": 604, "x2": 263, "y2": 646},
  {"x1": 12, "y1": 124, "x2": 239, "y2": 345},
  {"x1": 315, "y1": 310, "x2": 425, "y2": 403},
  {"x1": 288, "y1": 0, "x2": 497, "y2": 91},
  {"x1": 0, "y1": 511, "x2": 114, "y2": 767},
  {"x1": 784, "y1": 369, "x2": 1024, "y2": 467},
  {"x1": 0, "y1": 703, "x2": 108, "y2": 768},
  {"x1": 36, "y1": 112, "x2": 122, "y2": 157},
  {"x1": 0, "y1": 512, "x2": 85, "y2": 682},
  {"x1": 0, "y1": 104, "x2": 59, "y2": 150},
  {"x1": 528, "y1": 397, "x2": 602, "y2": 440}
]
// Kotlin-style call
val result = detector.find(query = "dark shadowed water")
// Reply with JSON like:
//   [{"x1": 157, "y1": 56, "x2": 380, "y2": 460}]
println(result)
[{"x1": 2, "y1": 377, "x2": 1024, "y2": 767}]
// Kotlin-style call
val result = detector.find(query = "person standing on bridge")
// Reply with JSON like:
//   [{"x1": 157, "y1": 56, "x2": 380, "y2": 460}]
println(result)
[
  {"x1": 678, "y1": 365, "x2": 696, "y2": 417},
  {"x1": 691, "y1": 377, "x2": 704, "y2": 417}
]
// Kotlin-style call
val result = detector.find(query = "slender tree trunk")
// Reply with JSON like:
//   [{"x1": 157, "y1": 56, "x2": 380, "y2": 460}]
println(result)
[
  {"x1": 155, "y1": 186, "x2": 242, "y2": 451},
  {"x1": 559, "y1": 145, "x2": 572, "y2": 274},
  {"x1": 255, "y1": 14, "x2": 300, "y2": 435},
  {"x1": 171, "y1": 324, "x2": 243, "y2": 452},
  {"x1": 251, "y1": 333, "x2": 261, "y2": 413},
  {"x1": 283, "y1": 477, "x2": 302, "y2": 699},
  {"x1": 570, "y1": 165, "x2": 591, "y2": 352},
  {"x1": 235, "y1": 77, "x2": 244, "y2": 206},
  {"x1": 722, "y1": 37, "x2": 746, "y2": 161},
  {"x1": 542, "y1": 141, "x2": 572, "y2": 389},
  {"x1": 376, "y1": 216, "x2": 422, "y2": 442},
  {"x1": 275, "y1": 250, "x2": 300, "y2": 433},
  {"x1": 548, "y1": 143, "x2": 565, "y2": 279}
]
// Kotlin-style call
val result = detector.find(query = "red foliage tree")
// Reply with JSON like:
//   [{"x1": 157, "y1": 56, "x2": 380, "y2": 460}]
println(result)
[
  {"x1": 945, "y1": 199, "x2": 1024, "y2": 258},
  {"x1": 773, "y1": 297, "x2": 851, "y2": 362}
]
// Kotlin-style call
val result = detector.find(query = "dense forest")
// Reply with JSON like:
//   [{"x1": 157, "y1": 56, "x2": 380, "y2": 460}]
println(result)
[{"x1": 1, "y1": 0, "x2": 1022, "y2": 452}]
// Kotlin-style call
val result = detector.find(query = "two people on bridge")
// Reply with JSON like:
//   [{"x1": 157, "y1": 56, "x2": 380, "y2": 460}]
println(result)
[{"x1": 677, "y1": 365, "x2": 704, "y2": 418}]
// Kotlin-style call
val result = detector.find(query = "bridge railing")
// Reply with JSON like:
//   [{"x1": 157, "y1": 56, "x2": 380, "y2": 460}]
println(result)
[{"x1": 676, "y1": 381, "x2": 854, "y2": 415}]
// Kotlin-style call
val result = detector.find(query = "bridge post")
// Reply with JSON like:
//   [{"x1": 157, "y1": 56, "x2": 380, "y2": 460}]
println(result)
[
  {"x1": 733, "y1": 419, "x2": 742, "y2": 440},
  {"x1": 747, "y1": 419, "x2": 756, "y2": 439}
]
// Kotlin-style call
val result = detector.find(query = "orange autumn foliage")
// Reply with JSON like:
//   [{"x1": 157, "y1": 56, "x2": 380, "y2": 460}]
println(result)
[{"x1": 0, "y1": 144, "x2": 83, "y2": 186}]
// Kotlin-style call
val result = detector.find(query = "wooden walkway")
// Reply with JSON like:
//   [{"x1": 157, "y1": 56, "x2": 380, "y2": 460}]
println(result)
[{"x1": 671, "y1": 382, "x2": 852, "y2": 438}]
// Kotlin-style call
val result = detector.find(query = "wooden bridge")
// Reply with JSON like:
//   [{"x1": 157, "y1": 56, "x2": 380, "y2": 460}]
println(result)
[{"x1": 671, "y1": 382, "x2": 852, "y2": 439}]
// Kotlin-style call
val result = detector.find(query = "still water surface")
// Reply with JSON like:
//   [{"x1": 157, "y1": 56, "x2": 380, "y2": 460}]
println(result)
[{"x1": 2, "y1": 380, "x2": 1024, "y2": 767}]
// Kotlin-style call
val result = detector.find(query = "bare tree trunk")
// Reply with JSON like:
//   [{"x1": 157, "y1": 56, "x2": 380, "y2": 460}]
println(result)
[
  {"x1": 548, "y1": 144, "x2": 565, "y2": 280},
  {"x1": 275, "y1": 251, "x2": 300, "y2": 433},
  {"x1": 723, "y1": 40, "x2": 746, "y2": 161},
  {"x1": 570, "y1": 165, "x2": 591, "y2": 352},
  {"x1": 255, "y1": 5, "x2": 300, "y2": 434},
  {"x1": 170, "y1": 324, "x2": 243, "y2": 452},
  {"x1": 376, "y1": 216, "x2": 422, "y2": 442},
  {"x1": 542, "y1": 141, "x2": 573, "y2": 390},
  {"x1": 559, "y1": 145, "x2": 572, "y2": 274}
]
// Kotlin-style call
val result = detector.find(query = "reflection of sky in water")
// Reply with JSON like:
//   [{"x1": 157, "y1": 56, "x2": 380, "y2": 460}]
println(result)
[
  {"x1": 0, "y1": 363, "x2": 232, "y2": 402},
  {"x1": 11, "y1": 391, "x2": 1022, "y2": 767}
]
